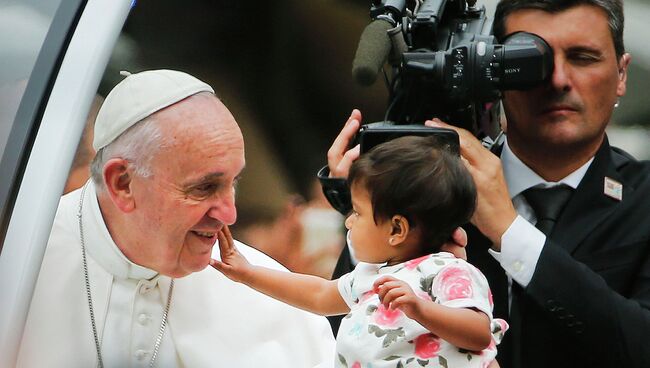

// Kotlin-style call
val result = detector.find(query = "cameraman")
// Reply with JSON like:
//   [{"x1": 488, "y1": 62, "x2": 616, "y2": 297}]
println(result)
[{"x1": 327, "y1": 0, "x2": 650, "y2": 367}]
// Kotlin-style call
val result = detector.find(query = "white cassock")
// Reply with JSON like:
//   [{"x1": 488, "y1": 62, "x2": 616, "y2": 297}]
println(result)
[{"x1": 17, "y1": 181, "x2": 335, "y2": 368}]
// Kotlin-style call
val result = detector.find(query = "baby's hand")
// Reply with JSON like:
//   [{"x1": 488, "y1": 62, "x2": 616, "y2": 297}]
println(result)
[
  {"x1": 373, "y1": 275, "x2": 423, "y2": 319},
  {"x1": 209, "y1": 225, "x2": 251, "y2": 283}
]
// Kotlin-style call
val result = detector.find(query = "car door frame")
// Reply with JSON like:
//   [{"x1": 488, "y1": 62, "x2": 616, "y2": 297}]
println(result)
[{"x1": 0, "y1": 1, "x2": 131, "y2": 366}]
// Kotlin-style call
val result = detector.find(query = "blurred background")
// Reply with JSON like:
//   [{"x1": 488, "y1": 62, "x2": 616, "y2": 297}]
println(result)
[{"x1": 92, "y1": 0, "x2": 650, "y2": 276}]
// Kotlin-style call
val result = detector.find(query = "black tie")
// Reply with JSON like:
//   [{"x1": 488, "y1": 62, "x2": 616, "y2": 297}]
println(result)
[
  {"x1": 523, "y1": 185, "x2": 575, "y2": 236},
  {"x1": 505, "y1": 185, "x2": 574, "y2": 368}
]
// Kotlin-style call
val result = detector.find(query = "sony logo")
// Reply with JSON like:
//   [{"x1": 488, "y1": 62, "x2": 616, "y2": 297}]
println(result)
[{"x1": 505, "y1": 68, "x2": 521, "y2": 74}]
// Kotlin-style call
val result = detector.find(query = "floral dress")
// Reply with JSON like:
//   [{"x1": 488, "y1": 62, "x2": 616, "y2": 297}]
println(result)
[{"x1": 336, "y1": 253, "x2": 508, "y2": 368}]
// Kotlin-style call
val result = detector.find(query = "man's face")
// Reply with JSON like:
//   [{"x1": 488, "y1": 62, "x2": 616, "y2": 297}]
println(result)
[
  {"x1": 502, "y1": 5, "x2": 629, "y2": 159},
  {"x1": 128, "y1": 94, "x2": 245, "y2": 277}
]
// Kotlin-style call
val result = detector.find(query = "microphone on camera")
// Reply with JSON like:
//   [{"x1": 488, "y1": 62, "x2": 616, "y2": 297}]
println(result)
[{"x1": 351, "y1": 18, "x2": 393, "y2": 86}]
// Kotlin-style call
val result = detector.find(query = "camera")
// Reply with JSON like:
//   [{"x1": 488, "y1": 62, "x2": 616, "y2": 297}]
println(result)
[
  {"x1": 354, "y1": 0, "x2": 553, "y2": 141},
  {"x1": 319, "y1": 0, "x2": 554, "y2": 215},
  {"x1": 357, "y1": 123, "x2": 459, "y2": 154}
]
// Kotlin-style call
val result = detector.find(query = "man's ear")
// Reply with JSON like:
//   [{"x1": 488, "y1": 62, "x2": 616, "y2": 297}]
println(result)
[
  {"x1": 388, "y1": 215, "x2": 410, "y2": 246},
  {"x1": 103, "y1": 158, "x2": 136, "y2": 213},
  {"x1": 616, "y1": 53, "x2": 631, "y2": 97}
]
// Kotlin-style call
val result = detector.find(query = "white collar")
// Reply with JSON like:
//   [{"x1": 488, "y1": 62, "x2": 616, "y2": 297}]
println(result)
[
  {"x1": 81, "y1": 180, "x2": 158, "y2": 280},
  {"x1": 501, "y1": 138, "x2": 594, "y2": 199}
]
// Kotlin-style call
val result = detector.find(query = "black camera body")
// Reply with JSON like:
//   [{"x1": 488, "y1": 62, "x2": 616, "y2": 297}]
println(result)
[
  {"x1": 357, "y1": 0, "x2": 553, "y2": 137},
  {"x1": 357, "y1": 123, "x2": 459, "y2": 154}
]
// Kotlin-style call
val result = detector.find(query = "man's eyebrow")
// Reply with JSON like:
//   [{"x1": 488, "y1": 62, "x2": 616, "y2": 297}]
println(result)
[
  {"x1": 183, "y1": 166, "x2": 246, "y2": 187},
  {"x1": 566, "y1": 45, "x2": 603, "y2": 56},
  {"x1": 183, "y1": 172, "x2": 224, "y2": 187}
]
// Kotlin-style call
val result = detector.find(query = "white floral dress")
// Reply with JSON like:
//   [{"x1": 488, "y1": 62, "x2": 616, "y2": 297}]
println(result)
[{"x1": 336, "y1": 253, "x2": 508, "y2": 368}]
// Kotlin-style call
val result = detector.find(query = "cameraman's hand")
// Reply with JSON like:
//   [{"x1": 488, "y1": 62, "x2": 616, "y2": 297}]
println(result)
[
  {"x1": 440, "y1": 227, "x2": 468, "y2": 260},
  {"x1": 425, "y1": 119, "x2": 517, "y2": 251},
  {"x1": 327, "y1": 109, "x2": 362, "y2": 178}
]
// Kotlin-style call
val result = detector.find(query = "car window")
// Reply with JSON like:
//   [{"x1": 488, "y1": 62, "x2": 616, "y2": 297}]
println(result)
[
  {"x1": 0, "y1": 0, "x2": 63, "y2": 154},
  {"x1": 0, "y1": 0, "x2": 71, "y2": 250}
]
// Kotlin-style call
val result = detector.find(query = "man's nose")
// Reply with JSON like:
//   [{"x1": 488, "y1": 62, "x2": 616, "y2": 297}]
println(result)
[
  {"x1": 550, "y1": 58, "x2": 571, "y2": 92},
  {"x1": 207, "y1": 194, "x2": 237, "y2": 225}
]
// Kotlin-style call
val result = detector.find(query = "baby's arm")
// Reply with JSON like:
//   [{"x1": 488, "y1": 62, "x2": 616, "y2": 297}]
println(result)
[
  {"x1": 211, "y1": 225, "x2": 350, "y2": 316},
  {"x1": 374, "y1": 276, "x2": 491, "y2": 351}
]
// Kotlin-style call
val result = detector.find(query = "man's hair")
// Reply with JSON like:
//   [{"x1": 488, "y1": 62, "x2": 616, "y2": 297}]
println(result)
[
  {"x1": 348, "y1": 135, "x2": 477, "y2": 252},
  {"x1": 90, "y1": 115, "x2": 165, "y2": 188},
  {"x1": 493, "y1": 0, "x2": 625, "y2": 58}
]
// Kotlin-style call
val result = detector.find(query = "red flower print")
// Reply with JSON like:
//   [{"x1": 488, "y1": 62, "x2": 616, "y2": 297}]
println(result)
[
  {"x1": 414, "y1": 333, "x2": 440, "y2": 359},
  {"x1": 351, "y1": 362, "x2": 361, "y2": 368},
  {"x1": 405, "y1": 255, "x2": 430, "y2": 270},
  {"x1": 435, "y1": 266, "x2": 473, "y2": 300},
  {"x1": 488, "y1": 288, "x2": 494, "y2": 307},
  {"x1": 372, "y1": 303, "x2": 403, "y2": 327}
]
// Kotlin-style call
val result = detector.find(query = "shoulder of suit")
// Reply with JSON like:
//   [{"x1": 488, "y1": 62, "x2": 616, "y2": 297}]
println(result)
[{"x1": 610, "y1": 145, "x2": 650, "y2": 186}]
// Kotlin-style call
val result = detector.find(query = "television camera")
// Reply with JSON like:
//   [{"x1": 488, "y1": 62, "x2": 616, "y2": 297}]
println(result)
[{"x1": 319, "y1": 0, "x2": 554, "y2": 215}]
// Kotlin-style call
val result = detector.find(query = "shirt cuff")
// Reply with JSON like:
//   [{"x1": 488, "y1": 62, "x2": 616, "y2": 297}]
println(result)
[{"x1": 487, "y1": 215, "x2": 545, "y2": 288}]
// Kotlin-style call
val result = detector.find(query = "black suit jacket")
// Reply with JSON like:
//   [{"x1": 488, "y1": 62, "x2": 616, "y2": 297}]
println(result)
[{"x1": 331, "y1": 138, "x2": 650, "y2": 367}]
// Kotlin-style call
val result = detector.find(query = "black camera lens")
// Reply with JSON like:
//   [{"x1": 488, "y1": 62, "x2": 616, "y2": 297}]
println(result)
[{"x1": 495, "y1": 32, "x2": 554, "y2": 90}]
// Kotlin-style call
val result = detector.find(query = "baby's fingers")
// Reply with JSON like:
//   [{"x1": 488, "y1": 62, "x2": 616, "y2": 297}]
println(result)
[
  {"x1": 381, "y1": 287, "x2": 405, "y2": 307},
  {"x1": 217, "y1": 227, "x2": 236, "y2": 256},
  {"x1": 373, "y1": 275, "x2": 399, "y2": 292},
  {"x1": 220, "y1": 225, "x2": 235, "y2": 249},
  {"x1": 209, "y1": 259, "x2": 226, "y2": 272}
]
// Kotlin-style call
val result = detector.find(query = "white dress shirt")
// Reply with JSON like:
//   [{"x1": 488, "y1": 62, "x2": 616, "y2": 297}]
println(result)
[{"x1": 489, "y1": 139, "x2": 593, "y2": 291}]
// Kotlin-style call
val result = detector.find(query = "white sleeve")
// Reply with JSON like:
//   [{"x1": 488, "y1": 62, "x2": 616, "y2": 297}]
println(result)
[
  {"x1": 432, "y1": 260, "x2": 494, "y2": 319},
  {"x1": 337, "y1": 268, "x2": 357, "y2": 308},
  {"x1": 488, "y1": 215, "x2": 546, "y2": 287}
]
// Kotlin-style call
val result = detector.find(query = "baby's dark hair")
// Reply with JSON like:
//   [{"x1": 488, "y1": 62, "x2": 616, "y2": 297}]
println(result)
[{"x1": 348, "y1": 135, "x2": 477, "y2": 252}]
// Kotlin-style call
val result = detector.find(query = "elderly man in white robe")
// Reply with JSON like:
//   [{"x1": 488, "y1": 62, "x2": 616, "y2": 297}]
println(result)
[{"x1": 17, "y1": 70, "x2": 335, "y2": 368}]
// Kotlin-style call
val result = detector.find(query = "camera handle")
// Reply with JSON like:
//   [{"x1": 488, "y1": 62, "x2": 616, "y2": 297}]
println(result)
[{"x1": 317, "y1": 166, "x2": 352, "y2": 216}]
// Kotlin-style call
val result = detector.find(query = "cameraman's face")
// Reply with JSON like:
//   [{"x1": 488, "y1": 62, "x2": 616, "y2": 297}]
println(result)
[{"x1": 501, "y1": 4, "x2": 629, "y2": 159}]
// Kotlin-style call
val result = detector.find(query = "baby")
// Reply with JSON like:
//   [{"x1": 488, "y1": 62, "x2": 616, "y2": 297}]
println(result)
[{"x1": 212, "y1": 135, "x2": 507, "y2": 367}]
